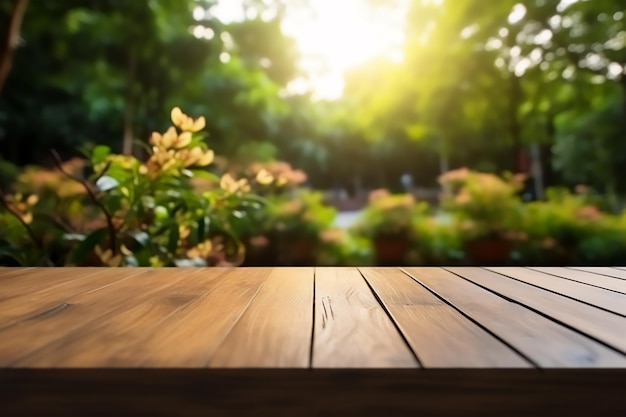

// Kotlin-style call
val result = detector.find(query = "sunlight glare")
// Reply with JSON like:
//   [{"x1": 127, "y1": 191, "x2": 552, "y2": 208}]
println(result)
[
  {"x1": 508, "y1": 4, "x2": 527, "y2": 25},
  {"x1": 212, "y1": 0, "x2": 408, "y2": 100},
  {"x1": 281, "y1": 0, "x2": 408, "y2": 100}
]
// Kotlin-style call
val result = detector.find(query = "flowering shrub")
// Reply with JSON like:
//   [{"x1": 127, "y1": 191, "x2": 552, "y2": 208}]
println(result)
[
  {"x1": 352, "y1": 190, "x2": 427, "y2": 240},
  {"x1": 269, "y1": 189, "x2": 336, "y2": 239},
  {"x1": 517, "y1": 187, "x2": 626, "y2": 264},
  {"x1": 438, "y1": 169, "x2": 525, "y2": 240},
  {"x1": 0, "y1": 107, "x2": 264, "y2": 267},
  {"x1": 317, "y1": 228, "x2": 373, "y2": 266}
]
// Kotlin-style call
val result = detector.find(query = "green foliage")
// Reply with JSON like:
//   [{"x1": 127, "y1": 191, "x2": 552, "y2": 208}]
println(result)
[
  {"x1": 553, "y1": 96, "x2": 626, "y2": 196},
  {"x1": 352, "y1": 191, "x2": 428, "y2": 240},
  {"x1": 411, "y1": 216, "x2": 465, "y2": 265},
  {"x1": 268, "y1": 189, "x2": 336, "y2": 240},
  {"x1": 437, "y1": 169, "x2": 525, "y2": 240},
  {"x1": 0, "y1": 107, "x2": 264, "y2": 267}
]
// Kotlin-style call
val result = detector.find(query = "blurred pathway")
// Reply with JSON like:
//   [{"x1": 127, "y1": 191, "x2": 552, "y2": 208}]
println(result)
[
  {"x1": 333, "y1": 210, "x2": 362, "y2": 229},
  {"x1": 333, "y1": 209, "x2": 453, "y2": 229}
]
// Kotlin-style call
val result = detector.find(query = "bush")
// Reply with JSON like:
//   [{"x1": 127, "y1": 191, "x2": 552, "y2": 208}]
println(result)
[{"x1": 0, "y1": 107, "x2": 265, "y2": 267}]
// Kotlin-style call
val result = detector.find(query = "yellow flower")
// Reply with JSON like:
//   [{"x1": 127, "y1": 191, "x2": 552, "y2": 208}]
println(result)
[
  {"x1": 170, "y1": 107, "x2": 206, "y2": 133},
  {"x1": 150, "y1": 127, "x2": 178, "y2": 150},
  {"x1": 182, "y1": 116, "x2": 206, "y2": 133},
  {"x1": 179, "y1": 225, "x2": 191, "y2": 240},
  {"x1": 220, "y1": 173, "x2": 250, "y2": 193},
  {"x1": 171, "y1": 107, "x2": 186, "y2": 127},
  {"x1": 187, "y1": 240, "x2": 213, "y2": 259},
  {"x1": 162, "y1": 127, "x2": 177, "y2": 149},
  {"x1": 196, "y1": 149, "x2": 214, "y2": 167},
  {"x1": 94, "y1": 245, "x2": 122, "y2": 267},
  {"x1": 4, "y1": 193, "x2": 38, "y2": 224},
  {"x1": 174, "y1": 132, "x2": 192, "y2": 149},
  {"x1": 255, "y1": 169, "x2": 274, "y2": 185},
  {"x1": 26, "y1": 194, "x2": 39, "y2": 206}
]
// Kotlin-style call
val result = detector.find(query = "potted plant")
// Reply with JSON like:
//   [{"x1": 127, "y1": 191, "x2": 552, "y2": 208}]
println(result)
[
  {"x1": 267, "y1": 189, "x2": 337, "y2": 266},
  {"x1": 438, "y1": 169, "x2": 525, "y2": 265},
  {"x1": 352, "y1": 190, "x2": 427, "y2": 266},
  {"x1": 411, "y1": 215, "x2": 465, "y2": 266},
  {"x1": 517, "y1": 187, "x2": 609, "y2": 265}
]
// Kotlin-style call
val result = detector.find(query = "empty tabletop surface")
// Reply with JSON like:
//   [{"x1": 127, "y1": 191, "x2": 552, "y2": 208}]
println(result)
[{"x1": 1, "y1": 266, "x2": 626, "y2": 368}]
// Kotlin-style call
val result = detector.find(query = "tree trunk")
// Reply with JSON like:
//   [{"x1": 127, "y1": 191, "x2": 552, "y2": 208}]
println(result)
[
  {"x1": 529, "y1": 143, "x2": 543, "y2": 200},
  {"x1": 438, "y1": 136, "x2": 449, "y2": 176},
  {"x1": 621, "y1": 72, "x2": 626, "y2": 141},
  {"x1": 509, "y1": 75, "x2": 522, "y2": 172},
  {"x1": 122, "y1": 49, "x2": 137, "y2": 156},
  {"x1": 0, "y1": 0, "x2": 29, "y2": 94}
]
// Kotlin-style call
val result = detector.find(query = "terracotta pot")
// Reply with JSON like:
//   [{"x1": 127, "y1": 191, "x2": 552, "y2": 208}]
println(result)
[
  {"x1": 276, "y1": 236, "x2": 317, "y2": 266},
  {"x1": 465, "y1": 236, "x2": 511, "y2": 265},
  {"x1": 373, "y1": 237, "x2": 411, "y2": 266}
]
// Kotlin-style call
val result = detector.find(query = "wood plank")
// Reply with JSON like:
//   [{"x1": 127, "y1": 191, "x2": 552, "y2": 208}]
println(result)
[
  {"x1": 445, "y1": 267, "x2": 626, "y2": 356},
  {"x1": 209, "y1": 268, "x2": 314, "y2": 368},
  {"x1": 11, "y1": 268, "x2": 233, "y2": 367},
  {"x1": 360, "y1": 267, "x2": 529, "y2": 368},
  {"x1": 311, "y1": 268, "x2": 418, "y2": 368},
  {"x1": 0, "y1": 268, "x2": 219, "y2": 365},
  {"x1": 0, "y1": 268, "x2": 112, "y2": 301},
  {"x1": 569, "y1": 267, "x2": 626, "y2": 281},
  {"x1": 0, "y1": 267, "x2": 35, "y2": 278},
  {"x1": 404, "y1": 267, "x2": 626, "y2": 367},
  {"x1": 0, "y1": 268, "x2": 150, "y2": 329},
  {"x1": 528, "y1": 267, "x2": 626, "y2": 294},
  {"x1": 130, "y1": 267, "x2": 274, "y2": 367},
  {"x1": 488, "y1": 267, "x2": 626, "y2": 316}
]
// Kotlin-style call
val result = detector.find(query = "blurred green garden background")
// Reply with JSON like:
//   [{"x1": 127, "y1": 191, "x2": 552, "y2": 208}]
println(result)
[{"x1": 0, "y1": 0, "x2": 625, "y2": 267}]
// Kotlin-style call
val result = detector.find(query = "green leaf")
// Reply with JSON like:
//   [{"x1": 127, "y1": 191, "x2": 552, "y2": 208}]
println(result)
[
  {"x1": 71, "y1": 227, "x2": 108, "y2": 265},
  {"x1": 96, "y1": 175, "x2": 120, "y2": 192},
  {"x1": 0, "y1": 247, "x2": 28, "y2": 266},
  {"x1": 128, "y1": 230, "x2": 150, "y2": 249},
  {"x1": 92, "y1": 145, "x2": 111, "y2": 164},
  {"x1": 188, "y1": 169, "x2": 220, "y2": 181}
]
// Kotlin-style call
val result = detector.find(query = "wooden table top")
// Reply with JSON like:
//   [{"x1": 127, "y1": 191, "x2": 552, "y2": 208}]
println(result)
[{"x1": 2, "y1": 266, "x2": 625, "y2": 368}]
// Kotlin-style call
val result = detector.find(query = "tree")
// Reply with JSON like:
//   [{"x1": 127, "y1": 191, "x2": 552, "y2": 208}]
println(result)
[{"x1": 0, "y1": 0, "x2": 28, "y2": 93}]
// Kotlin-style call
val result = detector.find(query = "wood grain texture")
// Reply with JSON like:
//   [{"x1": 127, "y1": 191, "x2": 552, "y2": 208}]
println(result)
[
  {"x1": 311, "y1": 267, "x2": 418, "y2": 368},
  {"x1": 488, "y1": 267, "x2": 626, "y2": 316},
  {"x1": 209, "y1": 268, "x2": 314, "y2": 367},
  {"x1": 0, "y1": 267, "x2": 35, "y2": 278},
  {"x1": 446, "y1": 267, "x2": 626, "y2": 356},
  {"x1": 568, "y1": 267, "x2": 626, "y2": 281},
  {"x1": 11, "y1": 268, "x2": 232, "y2": 367},
  {"x1": 0, "y1": 267, "x2": 117, "y2": 302},
  {"x1": 405, "y1": 267, "x2": 626, "y2": 367},
  {"x1": 3, "y1": 267, "x2": 626, "y2": 370},
  {"x1": 132, "y1": 268, "x2": 272, "y2": 367},
  {"x1": 360, "y1": 267, "x2": 528, "y2": 368},
  {"x1": 0, "y1": 268, "x2": 143, "y2": 327},
  {"x1": 528, "y1": 267, "x2": 626, "y2": 294},
  {"x1": 1, "y1": 268, "x2": 208, "y2": 366}
]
